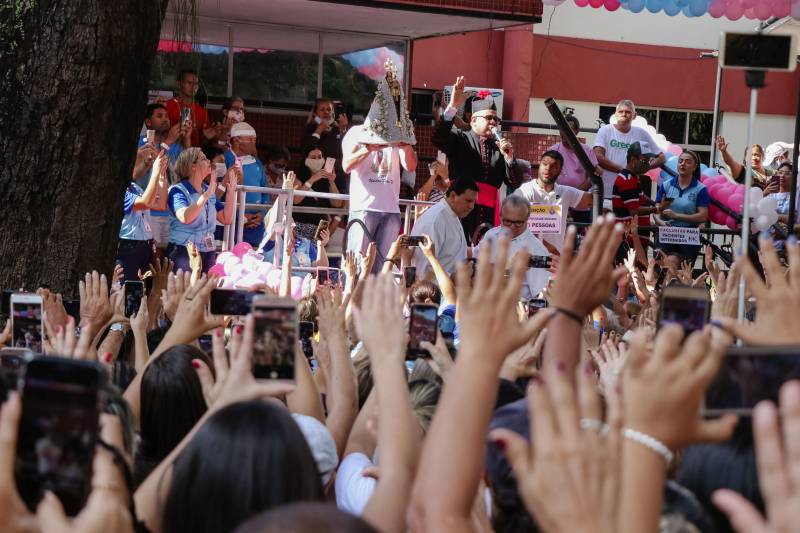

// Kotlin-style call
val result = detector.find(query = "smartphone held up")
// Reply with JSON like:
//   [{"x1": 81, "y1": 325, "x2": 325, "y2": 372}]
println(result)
[
  {"x1": 251, "y1": 296, "x2": 297, "y2": 381},
  {"x1": 407, "y1": 303, "x2": 439, "y2": 360}
]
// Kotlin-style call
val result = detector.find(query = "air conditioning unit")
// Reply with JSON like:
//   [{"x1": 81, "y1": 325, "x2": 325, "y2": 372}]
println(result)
[{"x1": 443, "y1": 86, "x2": 504, "y2": 119}]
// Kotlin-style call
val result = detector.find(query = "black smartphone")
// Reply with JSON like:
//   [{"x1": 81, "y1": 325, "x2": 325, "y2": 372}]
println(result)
[
  {"x1": 180, "y1": 106, "x2": 191, "y2": 126},
  {"x1": 407, "y1": 303, "x2": 439, "y2": 360},
  {"x1": 15, "y1": 357, "x2": 103, "y2": 516},
  {"x1": 251, "y1": 296, "x2": 297, "y2": 380},
  {"x1": 63, "y1": 299, "x2": 81, "y2": 323},
  {"x1": 210, "y1": 289, "x2": 257, "y2": 316},
  {"x1": 657, "y1": 285, "x2": 711, "y2": 334},
  {"x1": 0, "y1": 351, "x2": 30, "y2": 401},
  {"x1": 299, "y1": 321, "x2": 314, "y2": 359},
  {"x1": 705, "y1": 346, "x2": 800, "y2": 416},
  {"x1": 654, "y1": 265, "x2": 668, "y2": 292},
  {"x1": 405, "y1": 236, "x2": 426, "y2": 247},
  {"x1": 313, "y1": 219, "x2": 329, "y2": 242},
  {"x1": 334, "y1": 102, "x2": 346, "y2": 120},
  {"x1": 528, "y1": 256, "x2": 552, "y2": 269},
  {"x1": 527, "y1": 298, "x2": 549, "y2": 318},
  {"x1": 316, "y1": 267, "x2": 329, "y2": 286},
  {"x1": 404, "y1": 266, "x2": 417, "y2": 289},
  {"x1": 124, "y1": 281, "x2": 144, "y2": 318}
]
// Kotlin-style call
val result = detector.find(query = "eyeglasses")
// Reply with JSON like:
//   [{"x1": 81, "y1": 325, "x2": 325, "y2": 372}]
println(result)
[
  {"x1": 476, "y1": 115, "x2": 501, "y2": 123},
  {"x1": 501, "y1": 218, "x2": 527, "y2": 228}
]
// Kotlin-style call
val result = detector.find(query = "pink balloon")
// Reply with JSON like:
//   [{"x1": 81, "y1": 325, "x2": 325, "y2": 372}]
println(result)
[
  {"x1": 726, "y1": 0, "x2": 744, "y2": 18},
  {"x1": 208, "y1": 263, "x2": 226, "y2": 277},
  {"x1": 708, "y1": 0, "x2": 726, "y2": 17},
  {"x1": 604, "y1": 0, "x2": 621, "y2": 10},
  {"x1": 754, "y1": 1, "x2": 772, "y2": 18},
  {"x1": 667, "y1": 144, "x2": 683, "y2": 156},
  {"x1": 232, "y1": 242, "x2": 253, "y2": 259},
  {"x1": 725, "y1": 216, "x2": 738, "y2": 229},
  {"x1": 588, "y1": 0, "x2": 603, "y2": 7},
  {"x1": 290, "y1": 277, "x2": 304, "y2": 300},
  {"x1": 744, "y1": 6, "x2": 756, "y2": 17},
  {"x1": 772, "y1": 0, "x2": 790, "y2": 17},
  {"x1": 574, "y1": 0, "x2": 590, "y2": 6},
  {"x1": 221, "y1": 255, "x2": 241, "y2": 275},
  {"x1": 710, "y1": 207, "x2": 727, "y2": 225}
]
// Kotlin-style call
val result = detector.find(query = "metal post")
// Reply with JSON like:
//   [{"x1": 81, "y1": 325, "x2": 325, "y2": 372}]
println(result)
[
  {"x1": 226, "y1": 25, "x2": 234, "y2": 97},
  {"x1": 710, "y1": 63, "x2": 724, "y2": 166},
  {"x1": 737, "y1": 86, "x2": 759, "y2": 324},
  {"x1": 284, "y1": 188, "x2": 295, "y2": 267},
  {"x1": 403, "y1": 204, "x2": 412, "y2": 235},
  {"x1": 788, "y1": 82, "x2": 800, "y2": 234},
  {"x1": 236, "y1": 188, "x2": 246, "y2": 245},
  {"x1": 275, "y1": 191, "x2": 285, "y2": 268},
  {"x1": 316, "y1": 34, "x2": 324, "y2": 98}
]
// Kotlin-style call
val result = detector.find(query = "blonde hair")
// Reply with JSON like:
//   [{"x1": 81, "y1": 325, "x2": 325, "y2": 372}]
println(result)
[{"x1": 173, "y1": 147, "x2": 203, "y2": 180}]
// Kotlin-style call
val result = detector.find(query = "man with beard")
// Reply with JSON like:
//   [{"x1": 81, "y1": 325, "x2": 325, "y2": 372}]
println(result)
[{"x1": 512, "y1": 150, "x2": 592, "y2": 254}]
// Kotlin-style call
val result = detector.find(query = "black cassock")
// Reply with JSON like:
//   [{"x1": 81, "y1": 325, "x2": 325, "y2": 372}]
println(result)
[{"x1": 432, "y1": 117, "x2": 523, "y2": 243}]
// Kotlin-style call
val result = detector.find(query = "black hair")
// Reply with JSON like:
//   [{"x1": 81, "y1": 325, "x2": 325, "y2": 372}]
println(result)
[
  {"x1": 446, "y1": 177, "x2": 480, "y2": 197},
  {"x1": 564, "y1": 115, "x2": 580, "y2": 131},
  {"x1": 134, "y1": 344, "x2": 211, "y2": 487},
  {"x1": 233, "y1": 502, "x2": 377, "y2": 533},
  {"x1": 203, "y1": 145, "x2": 225, "y2": 162},
  {"x1": 177, "y1": 68, "x2": 198, "y2": 82},
  {"x1": 676, "y1": 420, "x2": 763, "y2": 533},
  {"x1": 683, "y1": 150, "x2": 703, "y2": 181},
  {"x1": 540, "y1": 150, "x2": 564, "y2": 167},
  {"x1": 145, "y1": 103, "x2": 167, "y2": 121},
  {"x1": 222, "y1": 96, "x2": 244, "y2": 111},
  {"x1": 778, "y1": 161, "x2": 793, "y2": 172},
  {"x1": 162, "y1": 401, "x2": 324, "y2": 533},
  {"x1": 265, "y1": 144, "x2": 291, "y2": 163}
]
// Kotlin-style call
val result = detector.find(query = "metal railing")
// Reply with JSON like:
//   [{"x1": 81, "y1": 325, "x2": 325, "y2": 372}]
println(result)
[{"x1": 226, "y1": 185, "x2": 435, "y2": 267}]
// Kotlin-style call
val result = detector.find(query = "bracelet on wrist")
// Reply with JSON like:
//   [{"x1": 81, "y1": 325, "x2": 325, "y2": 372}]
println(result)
[
  {"x1": 553, "y1": 307, "x2": 584, "y2": 325},
  {"x1": 623, "y1": 427, "x2": 674, "y2": 465}
]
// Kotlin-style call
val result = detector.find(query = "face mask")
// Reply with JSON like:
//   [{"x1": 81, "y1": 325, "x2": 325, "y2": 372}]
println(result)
[
  {"x1": 305, "y1": 158, "x2": 324, "y2": 173},
  {"x1": 215, "y1": 162, "x2": 227, "y2": 178},
  {"x1": 228, "y1": 109, "x2": 244, "y2": 123}
]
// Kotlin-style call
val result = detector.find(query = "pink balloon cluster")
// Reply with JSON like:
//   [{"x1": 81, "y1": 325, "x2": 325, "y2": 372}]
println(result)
[
  {"x1": 701, "y1": 170, "x2": 744, "y2": 230},
  {"x1": 209, "y1": 242, "x2": 309, "y2": 300},
  {"x1": 707, "y1": 0, "x2": 792, "y2": 20}
]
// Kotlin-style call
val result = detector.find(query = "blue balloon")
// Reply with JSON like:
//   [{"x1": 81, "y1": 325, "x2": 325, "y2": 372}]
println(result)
[
  {"x1": 665, "y1": 155, "x2": 679, "y2": 173},
  {"x1": 628, "y1": 0, "x2": 646, "y2": 11},
  {"x1": 688, "y1": 0, "x2": 707, "y2": 16},
  {"x1": 663, "y1": 0, "x2": 681, "y2": 14},
  {"x1": 681, "y1": 3, "x2": 694, "y2": 16},
  {"x1": 646, "y1": 0, "x2": 662, "y2": 12},
  {"x1": 700, "y1": 163, "x2": 709, "y2": 173},
  {"x1": 675, "y1": 0, "x2": 689, "y2": 6}
]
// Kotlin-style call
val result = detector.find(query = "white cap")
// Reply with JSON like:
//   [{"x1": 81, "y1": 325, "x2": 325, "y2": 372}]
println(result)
[
  {"x1": 291, "y1": 413, "x2": 339, "y2": 485},
  {"x1": 230, "y1": 122, "x2": 257, "y2": 138}
]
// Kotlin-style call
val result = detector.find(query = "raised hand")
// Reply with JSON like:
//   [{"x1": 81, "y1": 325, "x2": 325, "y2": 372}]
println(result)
[
  {"x1": 155, "y1": 275, "x2": 222, "y2": 353},
  {"x1": 352, "y1": 274, "x2": 405, "y2": 361},
  {"x1": 79, "y1": 272, "x2": 112, "y2": 339},
  {"x1": 161, "y1": 270, "x2": 191, "y2": 322},
  {"x1": 591, "y1": 334, "x2": 628, "y2": 396},
  {"x1": 713, "y1": 380, "x2": 800, "y2": 533},
  {"x1": 38, "y1": 288, "x2": 68, "y2": 333},
  {"x1": 449, "y1": 75, "x2": 467, "y2": 109},
  {"x1": 43, "y1": 316, "x2": 92, "y2": 360},
  {"x1": 715, "y1": 237, "x2": 800, "y2": 344},
  {"x1": 490, "y1": 357, "x2": 621, "y2": 533}
]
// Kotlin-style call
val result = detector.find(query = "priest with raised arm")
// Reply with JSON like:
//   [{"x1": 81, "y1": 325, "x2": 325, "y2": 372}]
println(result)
[{"x1": 433, "y1": 76, "x2": 522, "y2": 241}]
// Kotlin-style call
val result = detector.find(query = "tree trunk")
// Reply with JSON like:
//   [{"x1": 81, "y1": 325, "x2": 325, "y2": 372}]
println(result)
[{"x1": 0, "y1": 0, "x2": 169, "y2": 296}]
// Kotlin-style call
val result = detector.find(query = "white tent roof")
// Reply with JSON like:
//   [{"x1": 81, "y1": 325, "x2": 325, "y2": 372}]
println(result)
[{"x1": 163, "y1": 0, "x2": 539, "y2": 54}]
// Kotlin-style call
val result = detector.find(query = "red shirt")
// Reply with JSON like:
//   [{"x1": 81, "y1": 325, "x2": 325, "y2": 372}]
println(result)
[{"x1": 165, "y1": 98, "x2": 209, "y2": 147}]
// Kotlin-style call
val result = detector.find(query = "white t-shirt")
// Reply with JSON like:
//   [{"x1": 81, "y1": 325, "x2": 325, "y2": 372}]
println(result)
[
  {"x1": 342, "y1": 125, "x2": 401, "y2": 214},
  {"x1": 593, "y1": 125, "x2": 660, "y2": 199},
  {"x1": 513, "y1": 180, "x2": 585, "y2": 252},
  {"x1": 476, "y1": 227, "x2": 551, "y2": 299},
  {"x1": 335, "y1": 452, "x2": 376, "y2": 516},
  {"x1": 410, "y1": 200, "x2": 468, "y2": 277}
]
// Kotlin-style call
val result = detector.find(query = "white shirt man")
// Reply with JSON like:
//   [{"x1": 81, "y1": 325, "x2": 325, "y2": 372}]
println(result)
[
  {"x1": 410, "y1": 178, "x2": 479, "y2": 277},
  {"x1": 593, "y1": 100, "x2": 665, "y2": 199},
  {"x1": 513, "y1": 150, "x2": 592, "y2": 253},
  {"x1": 475, "y1": 196, "x2": 551, "y2": 299}
]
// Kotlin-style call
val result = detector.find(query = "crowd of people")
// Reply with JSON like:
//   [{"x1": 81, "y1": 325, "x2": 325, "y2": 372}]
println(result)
[{"x1": 1, "y1": 63, "x2": 800, "y2": 533}]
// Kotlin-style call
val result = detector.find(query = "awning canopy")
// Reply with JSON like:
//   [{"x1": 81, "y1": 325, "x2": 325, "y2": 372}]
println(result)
[{"x1": 162, "y1": 0, "x2": 540, "y2": 54}]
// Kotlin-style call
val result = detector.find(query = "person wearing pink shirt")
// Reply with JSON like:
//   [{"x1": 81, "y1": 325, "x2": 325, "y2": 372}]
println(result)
[{"x1": 547, "y1": 115, "x2": 601, "y2": 224}]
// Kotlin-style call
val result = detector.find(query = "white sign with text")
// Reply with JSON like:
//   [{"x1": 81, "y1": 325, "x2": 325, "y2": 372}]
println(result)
[{"x1": 658, "y1": 226, "x2": 701, "y2": 246}]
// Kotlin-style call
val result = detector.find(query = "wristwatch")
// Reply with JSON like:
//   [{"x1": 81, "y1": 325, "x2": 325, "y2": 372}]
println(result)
[{"x1": 110, "y1": 323, "x2": 126, "y2": 333}]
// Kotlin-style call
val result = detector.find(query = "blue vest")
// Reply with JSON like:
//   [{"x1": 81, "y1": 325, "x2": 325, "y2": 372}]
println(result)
[{"x1": 168, "y1": 181, "x2": 219, "y2": 251}]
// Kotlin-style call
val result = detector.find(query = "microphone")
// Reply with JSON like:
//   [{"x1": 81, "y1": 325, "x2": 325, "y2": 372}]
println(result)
[{"x1": 490, "y1": 126, "x2": 503, "y2": 143}]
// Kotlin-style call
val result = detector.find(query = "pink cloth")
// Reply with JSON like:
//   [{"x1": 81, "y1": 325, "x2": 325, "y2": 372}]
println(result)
[{"x1": 548, "y1": 142, "x2": 599, "y2": 190}]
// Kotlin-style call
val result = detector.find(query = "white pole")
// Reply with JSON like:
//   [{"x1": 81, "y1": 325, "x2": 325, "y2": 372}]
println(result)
[{"x1": 737, "y1": 87, "x2": 758, "y2": 324}]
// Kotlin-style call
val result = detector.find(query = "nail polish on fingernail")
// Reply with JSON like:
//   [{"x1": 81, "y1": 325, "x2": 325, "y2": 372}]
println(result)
[
  {"x1": 215, "y1": 329, "x2": 222, "y2": 338},
  {"x1": 583, "y1": 361, "x2": 594, "y2": 374},
  {"x1": 235, "y1": 325, "x2": 243, "y2": 334},
  {"x1": 531, "y1": 375, "x2": 544, "y2": 386},
  {"x1": 492, "y1": 438, "x2": 507, "y2": 451},
  {"x1": 192, "y1": 360, "x2": 201, "y2": 369},
  {"x1": 103, "y1": 352, "x2": 113, "y2": 364},
  {"x1": 556, "y1": 360, "x2": 566, "y2": 373},
  {"x1": 55, "y1": 325, "x2": 62, "y2": 334}
]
